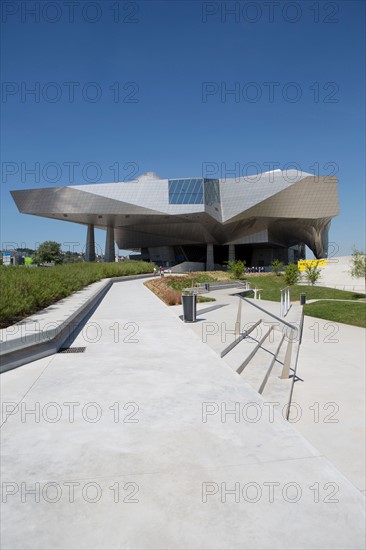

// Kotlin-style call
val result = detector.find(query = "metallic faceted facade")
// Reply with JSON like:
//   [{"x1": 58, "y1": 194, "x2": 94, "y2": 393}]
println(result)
[{"x1": 11, "y1": 170, "x2": 339, "y2": 262}]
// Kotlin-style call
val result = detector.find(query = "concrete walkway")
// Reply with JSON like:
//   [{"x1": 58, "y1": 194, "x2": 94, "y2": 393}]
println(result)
[
  {"x1": 1, "y1": 279, "x2": 365, "y2": 549},
  {"x1": 173, "y1": 288, "x2": 366, "y2": 493},
  {"x1": 292, "y1": 316, "x2": 366, "y2": 493}
]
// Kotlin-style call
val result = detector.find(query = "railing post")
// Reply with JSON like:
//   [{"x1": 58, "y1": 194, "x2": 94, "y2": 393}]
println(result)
[
  {"x1": 281, "y1": 329, "x2": 293, "y2": 379},
  {"x1": 280, "y1": 287, "x2": 291, "y2": 317},
  {"x1": 284, "y1": 289, "x2": 287, "y2": 313},
  {"x1": 235, "y1": 297, "x2": 242, "y2": 337},
  {"x1": 285, "y1": 288, "x2": 288, "y2": 313}
]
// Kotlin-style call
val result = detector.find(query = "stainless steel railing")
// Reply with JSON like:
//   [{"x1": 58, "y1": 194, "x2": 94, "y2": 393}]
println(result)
[
  {"x1": 280, "y1": 287, "x2": 291, "y2": 317},
  {"x1": 237, "y1": 294, "x2": 303, "y2": 401}
]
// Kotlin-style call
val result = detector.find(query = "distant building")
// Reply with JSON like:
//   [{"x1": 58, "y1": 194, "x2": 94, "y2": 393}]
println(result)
[
  {"x1": 1, "y1": 251, "x2": 26, "y2": 266},
  {"x1": 11, "y1": 170, "x2": 339, "y2": 269}
]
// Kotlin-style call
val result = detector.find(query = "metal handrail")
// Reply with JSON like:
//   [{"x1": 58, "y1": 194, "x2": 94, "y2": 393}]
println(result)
[
  {"x1": 238, "y1": 295, "x2": 297, "y2": 330},
  {"x1": 238, "y1": 294, "x2": 304, "y2": 418},
  {"x1": 285, "y1": 309, "x2": 304, "y2": 420}
]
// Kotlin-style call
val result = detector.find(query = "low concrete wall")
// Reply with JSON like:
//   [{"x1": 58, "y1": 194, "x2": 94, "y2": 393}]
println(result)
[{"x1": 0, "y1": 273, "x2": 152, "y2": 373}]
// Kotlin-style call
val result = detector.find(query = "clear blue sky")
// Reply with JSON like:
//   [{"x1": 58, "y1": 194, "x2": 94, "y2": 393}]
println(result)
[{"x1": 1, "y1": 0, "x2": 365, "y2": 257}]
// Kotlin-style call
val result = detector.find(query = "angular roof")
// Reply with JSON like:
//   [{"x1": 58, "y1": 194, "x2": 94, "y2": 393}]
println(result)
[{"x1": 10, "y1": 169, "x2": 339, "y2": 258}]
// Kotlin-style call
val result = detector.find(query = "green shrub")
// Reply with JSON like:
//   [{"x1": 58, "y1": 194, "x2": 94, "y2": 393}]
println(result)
[
  {"x1": 284, "y1": 263, "x2": 300, "y2": 286},
  {"x1": 225, "y1": 259, "x2": 246, "y2": 279},
  {"x1": 271, "y1": 259, "x2": 284, "y2": 276},
  {"x1": 304, "y1": 261, "x2": 322, "y2": 285},
  {"x1": 0, "y1": 261, "x2": 153, "y2": 328}
]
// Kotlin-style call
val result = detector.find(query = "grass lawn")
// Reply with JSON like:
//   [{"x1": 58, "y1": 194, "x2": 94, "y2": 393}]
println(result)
[
  {"x1": 303, "y1": 301, "x2": 366, "y2": 328},
  {"x1": 0, "y1": 261, "x2": 154, "y2": 328}
]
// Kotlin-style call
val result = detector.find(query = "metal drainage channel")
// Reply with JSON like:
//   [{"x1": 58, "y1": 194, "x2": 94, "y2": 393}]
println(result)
[{"x1": 58, "y1": 347, "x2": 86, "y2": 354}]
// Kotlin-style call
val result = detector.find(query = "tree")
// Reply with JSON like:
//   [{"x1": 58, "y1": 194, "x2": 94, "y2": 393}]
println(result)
[
  {"x1": 271, "y1": 258, "x2": 284, "y2": 276},
  {"x1": 350, "y1": 248, "x2": 366, "y2": 294},
  {"x1": 226, "y1": 259, "x2": 246, "y2": 279},
  {"x1": 304, "y1": 261, "x2": 322, "y2": 286},
  {"x1": 284, "y1": 263, "x2": 300, "y2": 286},
  {"x1": 33, "y1": 241, "x2": 63, "y2": 265}
]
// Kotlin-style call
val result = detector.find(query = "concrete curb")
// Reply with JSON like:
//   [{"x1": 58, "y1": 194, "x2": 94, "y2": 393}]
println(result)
[{"x1": 0, "y1": 273, "x2": 152, "y2": 373}]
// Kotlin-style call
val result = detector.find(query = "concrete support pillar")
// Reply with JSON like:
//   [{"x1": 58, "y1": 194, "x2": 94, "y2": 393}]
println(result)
[
  {"x1": 85, "y1": 224, "x2": 95, "y2": 262},
  {"x1": 104, "y1": 226, "x2": 115, "y2": 262},
  {"x1": 206, "y1": 243, "x2": 214, "y2": 271},
  {"x1": 228, "y1": 244, "x2": 235, "y2": 262}
]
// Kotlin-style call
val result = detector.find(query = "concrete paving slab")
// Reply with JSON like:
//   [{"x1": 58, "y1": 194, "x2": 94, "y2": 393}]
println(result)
[{"x1": 1, "y1": 458, "x2": 364, "y2": 550}]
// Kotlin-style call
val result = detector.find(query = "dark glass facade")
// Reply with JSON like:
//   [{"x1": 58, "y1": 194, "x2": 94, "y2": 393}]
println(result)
[{"x1": 204, "y1": 179, "x2": 220, "y2": 206}]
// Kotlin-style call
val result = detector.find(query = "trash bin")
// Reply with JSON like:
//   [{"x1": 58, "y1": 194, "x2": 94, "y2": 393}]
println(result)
[
  {"x1": 300, "y1": 293, "x2": 306, "y2": 305},
  {"x1": 182, "y1": 293, "x2": 197, "y2": 322}
]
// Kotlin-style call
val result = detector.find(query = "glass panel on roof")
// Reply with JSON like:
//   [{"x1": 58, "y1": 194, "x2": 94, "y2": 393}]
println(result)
[{"x1": 168, "y1": 179, "x2": 204, "y2": 204}]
